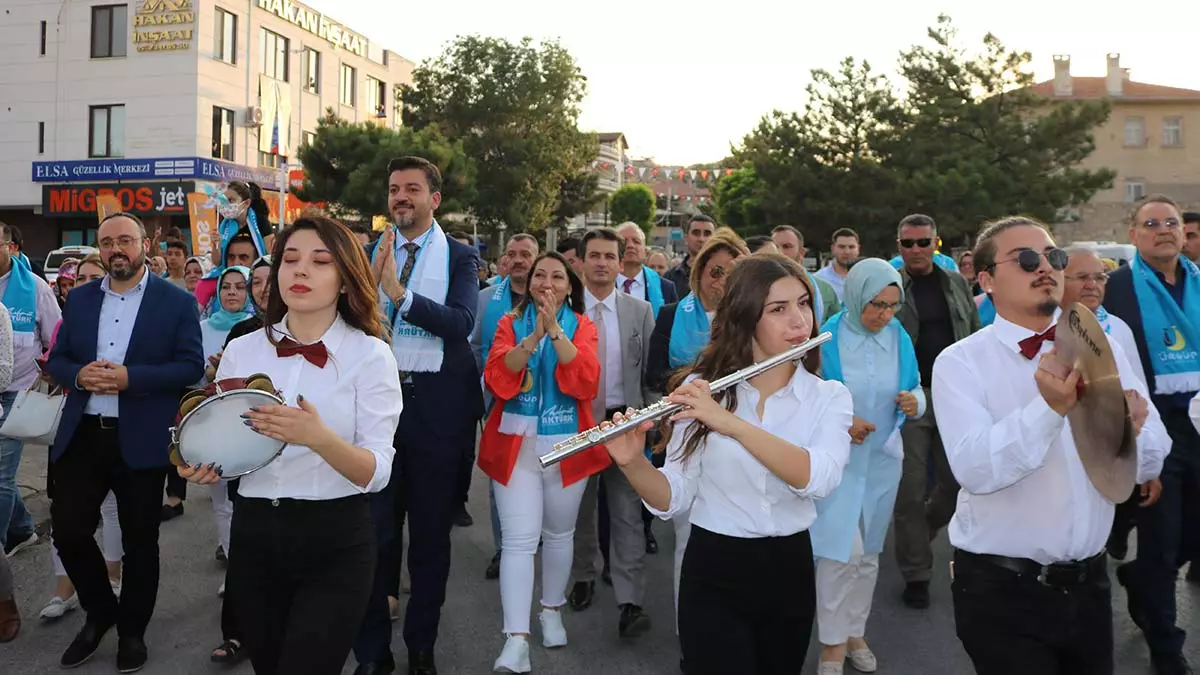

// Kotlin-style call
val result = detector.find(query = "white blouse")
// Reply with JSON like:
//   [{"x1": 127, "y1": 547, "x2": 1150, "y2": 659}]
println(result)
[
  {"x1": 646, "y1": 366, "x2": 853, "y2": 538},
  {"x1": 932, "y1": 312, "x2": 1170, "y2": 564},
  {"x1": 216, "y1": 314, "x2": 403, "y2": 500}
]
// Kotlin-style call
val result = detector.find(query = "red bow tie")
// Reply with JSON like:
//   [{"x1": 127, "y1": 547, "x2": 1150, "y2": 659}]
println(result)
[
  {"x1": 276, "y1": 337, "x2": 329, "y2": 368},
  {"x1": 1018, "y1": 326, "x2": 1056, "y2": 360}
]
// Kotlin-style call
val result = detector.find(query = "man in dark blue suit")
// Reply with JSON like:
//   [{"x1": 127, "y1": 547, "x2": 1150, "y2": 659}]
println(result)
[
  {"x1": 45, "y1": 212, "x2": 204, "y2": 672},
  {"x1": 354, "y1": 157, "x2": 483, "y2": 675}
]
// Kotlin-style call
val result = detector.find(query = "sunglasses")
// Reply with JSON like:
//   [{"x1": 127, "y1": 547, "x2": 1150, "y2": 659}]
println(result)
[
  {"x1": 1141, "y1": 217, "x2": 1181, "y2": 230},
  {"x1": 994, "y1": 248, "x2": 1069, "y2": 273},
  {"x1": 708, "y1": 265, "x2": 727, "y2": 280},
  {"x1": 899, "y1": 238, "x2": 933, "y2": 249}
]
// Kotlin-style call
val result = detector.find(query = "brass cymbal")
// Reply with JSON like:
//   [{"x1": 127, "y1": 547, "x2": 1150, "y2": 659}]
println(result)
[{"x1": 1056, "y1": 303, "x2": 1137, "y2": 503}]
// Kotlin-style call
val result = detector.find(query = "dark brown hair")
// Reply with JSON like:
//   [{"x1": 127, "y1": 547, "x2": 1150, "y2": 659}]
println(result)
[
  {"x1": 510, "y1": 251, "x2": 585, "y2": 317},
  {"x1": 578, "y1": 227, "x2": 624, "y2": 259},
  {"x1": 1129, "y1": 193, "x2": 1180, "y2": 226},
  {"x1": 831, "y1": 227, "x2": 859, "y2": 243},
  {"x1": 659, "y1": 254, "x2": 820, "y2": 463},
  {"x1": 973, "y1": 216, "x2": 1048, "y2": 272},
  {"x1": 264, "y1": 210, "x2": 385, "y2": 344},
  {"x1": 688, "y1": 232, "x2": 745, "y2": 294},
  {"x1": 387, "y1": 156, "x2": 442, "y2": 193}
]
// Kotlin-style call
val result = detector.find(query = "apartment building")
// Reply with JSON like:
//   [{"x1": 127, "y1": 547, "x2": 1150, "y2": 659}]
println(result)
[
  {"x1": 0, "y1": 0, "x2": 413, "y2": 254},
  {"x1": 1033, "y1": 54, "x2": 1200, "y2": 241}
]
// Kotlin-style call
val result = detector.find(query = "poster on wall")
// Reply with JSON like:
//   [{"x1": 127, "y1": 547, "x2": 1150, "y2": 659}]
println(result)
[{"x1": 187, "y1": 193, "x2": 218, "y2": 257}]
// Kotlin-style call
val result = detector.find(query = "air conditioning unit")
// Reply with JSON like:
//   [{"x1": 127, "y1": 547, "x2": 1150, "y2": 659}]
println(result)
[{"x1": 241, "y1": 106, "x2": 264, "y2": 127}]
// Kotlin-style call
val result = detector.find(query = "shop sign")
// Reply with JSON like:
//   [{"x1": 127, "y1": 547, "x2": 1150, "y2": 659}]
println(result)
[
  {"x1": 42, "y1": 182, "x2": 196, "y2": 218},
  {"x1": 132, "y1": 0, "x2": 195, "y2": 53},
  {"x1": 256, "y1": 0, "x2": 367, "y2": 57}
]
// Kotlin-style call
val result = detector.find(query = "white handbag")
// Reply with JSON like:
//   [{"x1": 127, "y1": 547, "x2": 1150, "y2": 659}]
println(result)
[{"x1": 0, "y1": 378, "x2": 66, "y2": 445}]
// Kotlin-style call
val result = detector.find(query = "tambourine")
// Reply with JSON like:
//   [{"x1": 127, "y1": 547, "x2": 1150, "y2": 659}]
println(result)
[{"x1": 168, "y1": 374, "x2": 287, "y2": 479}]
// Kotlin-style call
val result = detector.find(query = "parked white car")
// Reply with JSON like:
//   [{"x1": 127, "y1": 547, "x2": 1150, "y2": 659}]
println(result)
[{"x1": 45, "y1": 246, "x2": 98, "y2": 284}]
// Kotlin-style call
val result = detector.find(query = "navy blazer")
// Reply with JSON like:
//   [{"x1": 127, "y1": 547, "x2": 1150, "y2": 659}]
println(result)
[
  {"x1": 368, "y1": 233, "x2": 485, "y2": 435},
  {"x1": 46, "y1": 272, "x2": 205, "y2": 469},
  {"x1": 642, "y1": 273, "x2": 679, "y2": 307},
  {"x1": 1103, "y1": 264, "x2": 1192, "y2": 412}
]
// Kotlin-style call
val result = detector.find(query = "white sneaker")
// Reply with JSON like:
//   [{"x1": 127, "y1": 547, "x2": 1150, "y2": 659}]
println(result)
[
  {"x1": 492, "y1": 634, "x2": 531, "y2": 673},
  {"x1": 848, "y1": 647, "x2": 877, "y2": 672},
  {"x1": 5, "y1": 532, "x2": 38, "y2": 558},
  {"x1": 539, "y1": 608, "x2": 567, "y2": 648},
  {"x1": 818, "y1": 661, "x2": 845, "y2": 675},
  {"x1": 38, "y1": 594, "x2": 79, "y2": 620}
]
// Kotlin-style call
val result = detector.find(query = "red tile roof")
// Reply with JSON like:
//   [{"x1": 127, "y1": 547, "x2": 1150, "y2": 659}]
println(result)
[{"x1": 1031, "y1": 77, "x2": 1200, "y2": 101}]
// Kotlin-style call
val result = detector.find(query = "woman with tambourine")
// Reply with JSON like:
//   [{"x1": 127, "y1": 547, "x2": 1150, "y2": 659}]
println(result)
[{"x1": 179, "y1": 212, "x2": 402, "y2": 675}]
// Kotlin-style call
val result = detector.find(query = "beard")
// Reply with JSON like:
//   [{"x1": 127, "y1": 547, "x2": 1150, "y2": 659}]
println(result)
[
  {"x1": 109, "y1": 251, "x2": 145, "y2": 281},
  {"x1": 1035, "y1": 299, "x2": 1059, "y2": 317}
]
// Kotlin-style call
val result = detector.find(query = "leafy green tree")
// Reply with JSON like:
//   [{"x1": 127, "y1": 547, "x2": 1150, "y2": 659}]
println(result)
[
  {"x1": 608, "y1": 184, "x2": 657, "y2": 234},
  {"x1": 401, "y1": 36, "x2": 594, "y2": 233},
  {"x1": 294, "y1": 110, "x2": 476, "y2": 220},
  {"x1": 711, "y1": 167, "x2": 769, "y2": 233},
  {"x1": 551, "y1": 170, "x2": 604, "y2": 228}
]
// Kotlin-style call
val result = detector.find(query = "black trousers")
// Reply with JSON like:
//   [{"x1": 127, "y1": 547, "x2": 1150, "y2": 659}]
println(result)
[
  {"x1": 385, "y1": 392, "x2": 471, "y2": 652},
  {"x1": 952, "y1": 549, "x2": 1113, "y2": 675},
  {"x1": 1124, "y1": 407, "x2": 1200, "y2": 658},
  {"x1": 219, "y1": 478, "x2": 242, "y2": 643},
  {"x1": 456, "y1": 425, "x2": 477, "y2": 508},
  {"x1": 50, "y1": 417, "x2": 167, "y2": 637},
  {"x1": 229, "y1": 494, "x2": 376, "y2": 675},
  {"x1": 678, "y1": 526, "x2": 815, "y2": 675},
  {"x1": 354, "y1": 486, "x2": 397, "y2": 666},
  {"x1": 164, "y1": 471, "x2": 187, "y2": 502}
]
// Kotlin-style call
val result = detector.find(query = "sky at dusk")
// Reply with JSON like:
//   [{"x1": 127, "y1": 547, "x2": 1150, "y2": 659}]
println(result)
[{"x1": 311, "y1": 0, "x2": 1199, "y2": 166}]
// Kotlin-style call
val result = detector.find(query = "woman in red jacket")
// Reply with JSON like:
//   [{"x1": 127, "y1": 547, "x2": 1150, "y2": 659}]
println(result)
[{"x1": 478, "y1": 251, "x2": 606, "y2": 674}]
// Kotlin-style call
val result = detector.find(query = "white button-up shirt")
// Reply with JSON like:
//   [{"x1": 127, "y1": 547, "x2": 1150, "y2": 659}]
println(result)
[
  {"x1": 932, "y1": 312, "x2": 1170, "y2": 564},
  {"x1": 216, "y1": 315, "x2": 403, "y2": 500},
  {"x1": 584, "y1": 287, "x2": 625, "y2": 410},
  {"x1": 617, "y1": 269, "x2": 645, "y2": 299},
  {"x1": 647, "y1": 367, "x2": 853, "y2": 538},
  {"x1": 83, "y1": 273, "x2": 147, "y2": 417}
]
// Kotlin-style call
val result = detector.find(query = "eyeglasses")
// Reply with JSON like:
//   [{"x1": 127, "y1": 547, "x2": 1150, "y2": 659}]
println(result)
[
  {"x1": 708, "y1": 265, "x2": 727, "y2": 280},
  {"x1": 98, "y1": 236, "x2": 141, "y2": 250},
  {"x1": 867, "y1": 300, "x2": 901, "y2": 312},
  {"x1": 1141, "y1": 218, "x2": 1181, "y2": 230},
  {"x1": 898, "y1": 238, "x2": 933, "y2": 249},
  {"x1": 1066, "y1": 272, "x2": 1108, "y2": 284},
  {"x1": 994, "y1": 248, "x2": 1070, "y2": 273}
]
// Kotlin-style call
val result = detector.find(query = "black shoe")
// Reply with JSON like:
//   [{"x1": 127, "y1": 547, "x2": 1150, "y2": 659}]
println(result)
[
  {"x1": 60, "y1": 620, "x2": 113, "y2": 668},
  {"x1": 160, "y1": 503, "x2": 184, "y2": 522},
  {"x1": 618, "y1": 604, "x2": 651, "y2": 638},
  {"x1": 354, "y1": 656, "x2": 396, "y2": 675},
  {"x1": 1116, "y1": 563, "x2": 1147, "y2": 630},
  {"x1": 645, "y1": 529, "x2": 659, "y2": 555},
  {"x1": 1187, "y1": 563, "x2": 1200, "y2": 584},
  {"x1": 484, "y1": 552, "x2": 500, "y2": 580},
  {"x1": 1151, "y1": 652, "x2": 1193, "y2": 675},
  {"x1": 408, "y1": 650, "x2": 436, "y2": 675},
  {"x1": 902, "y1": 581, "x2": 930, "y2": 609},
  {"x1": 601, "y1": 565, "x2": 612, "y2": 587},
  {"x1": 567, "y1": 581, "x2": 595, "y2": 611},
  {"x1": 453, "y1": 507, "x2": 473, "y2": 528},
  {"x1": 116, "y1": 636, "x2": 148, "y2": 673}
]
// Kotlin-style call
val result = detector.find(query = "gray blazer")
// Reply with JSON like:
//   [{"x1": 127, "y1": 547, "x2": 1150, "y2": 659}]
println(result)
[{"x1": 610, "y1": 290, "x2": 657, "y2": 410}]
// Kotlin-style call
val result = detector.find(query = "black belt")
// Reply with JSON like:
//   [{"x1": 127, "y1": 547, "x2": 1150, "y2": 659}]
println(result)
[
  {"x1": 957, "y1": 549, "x2": 1105, "y2": 588},
  {"x1": 81, "y1": 414, "x2": 118, "y2": 430}
]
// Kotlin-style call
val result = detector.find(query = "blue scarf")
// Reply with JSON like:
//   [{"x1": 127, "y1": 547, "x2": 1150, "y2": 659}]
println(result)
[
  {"x1": 822, "y1": 313, "x2": 918, "y2": 429},
  {"x1": 807, "y1": 269, "x2": 827, "y2": 326},
  {"x1": 370, "y1": 223, "x2": 451, "y2": 373},
  {"x1": 642, "y1": 266, "x2": 665, "y2": 319},
  {"x1": 889, "y1": 252, "x2": 959, "y2": 273},
  {"x1": 499, "y1": 304, "x2": 580, "y2": 438},
  {"x1": 481, "y1": 276, "x2": 514, "y2": 364},
  {"x1": 1130, "y1": 253, "x2": 1200, "y2": 394},
  {"x1": 203, "y1": 210, "x2": 269, "y2": 281},
  {"x1": 978, "y1": 294, "x2": 996, "y2": 327},
  {"x1": 204, "y1": 267, "x2": 254, "y2": 332},
  {"x1": 669, "y1": 293, "x2": 710, "y2": 368},
  {"x1": 1096, "y1": 306, "x2": 1112, "y2": 334},
  {"x1": 3, "y1": 253, "x2": 38, "y2": 342}
]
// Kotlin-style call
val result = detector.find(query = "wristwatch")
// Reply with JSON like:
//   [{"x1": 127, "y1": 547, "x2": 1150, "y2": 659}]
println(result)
[{"x1": 549, "y1": 332, "x2": 563, "y2": 342}]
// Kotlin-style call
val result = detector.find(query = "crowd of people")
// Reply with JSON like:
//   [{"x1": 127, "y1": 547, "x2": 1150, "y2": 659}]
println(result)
[{"x1": 0, "y1": 156, "x2": 1198, "y2": 675}]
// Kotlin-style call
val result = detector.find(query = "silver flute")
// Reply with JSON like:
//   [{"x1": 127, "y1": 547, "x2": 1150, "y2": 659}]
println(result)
[{"x1": 537, "y1": 331, "x2": 832, "y2": 468}]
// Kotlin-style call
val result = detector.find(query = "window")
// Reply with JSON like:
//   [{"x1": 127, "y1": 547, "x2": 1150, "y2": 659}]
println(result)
[
  {"x1": 211, "y1": 107, "x2": 235, "y2": 160},
  {"x1": 366, "y1": 77, "x2": 386, "y2": 118},
  {"x1": 88, "y1": 104, "x2": 125, "y2": 158},
  {"x1": 1163, "y1": 117, "x2": 1183, "y2": 147},
  {"x1": 260, "y1": 29, "x2": 289, "y2": 81},
  {"x1": 1124, "y1": 181, "x2": 1146, "y2": 203},
  {"x1": 339, "y1": 64, "x2": 356, "y2": 107},
  {"x1": 258, "y1": 151, "x2": 288, "y2": 168},
  {"x1": 90, "y1": 5, "x2": 128, "y2": 58},
  {"x1": 214, "y1": 8, "x2": 237, "y2": 64},
  {"x1": 302, "y1": 131, "x2": 316, "y2": 147},
  {"x1": 303, "y1": 48, "x2": 320, "y2": 93},
  {"x1": 38, "y1": 122, "x2": 45, "y2": 154},
  {"x1": 39, "y1": 21, "x2": 47, "y2": 56},
  {"x1": 1123, "y1": 117, "x2": 1145, "y2": 147}
]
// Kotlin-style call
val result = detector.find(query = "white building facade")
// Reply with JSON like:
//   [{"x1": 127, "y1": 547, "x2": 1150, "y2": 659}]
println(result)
[{"x1": 0, "y1": 0, "x2": 413, "y2": 255}]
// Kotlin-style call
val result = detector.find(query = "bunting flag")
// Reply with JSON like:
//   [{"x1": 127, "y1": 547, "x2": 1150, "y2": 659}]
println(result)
[{"x1": 589, "y1": 161, "x2": 735, "y2": 183}]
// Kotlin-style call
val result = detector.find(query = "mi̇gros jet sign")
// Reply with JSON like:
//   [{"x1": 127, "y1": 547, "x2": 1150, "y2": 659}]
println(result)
[
  {"x1": 256, "y1": 0, "x2": 367, "y2": 57},
  {"x1": 132, "y1": 0, "x2": 195, "y2": 53}
]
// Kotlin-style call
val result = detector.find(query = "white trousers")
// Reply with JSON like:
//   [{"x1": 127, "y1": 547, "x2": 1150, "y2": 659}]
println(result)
[
  {"x1": 211, "y1": 483, "x2": 232, "y2": 554},
  {"x1": 52, "y1": 491, "x2": 122, "y2": 576},
  {"x1": 815, "y1": 529, "x2": 880, "y2": 645},
  {"x1": 493, "y1": 437, "x2": 588, "y2": 635},
  {"x1": 672, "y1": 508, "x2": 691, "y2": 635}
]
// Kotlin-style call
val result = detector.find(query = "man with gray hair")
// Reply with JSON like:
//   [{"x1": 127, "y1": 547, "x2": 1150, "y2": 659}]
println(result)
[{"x1": 614, "y1": 221, "x2": 678, "y2": 319}]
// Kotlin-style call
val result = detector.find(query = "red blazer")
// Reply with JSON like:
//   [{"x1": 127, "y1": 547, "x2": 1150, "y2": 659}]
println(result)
[{"x1": 478, "y1": 312, "x2": 610, "y2": 487}]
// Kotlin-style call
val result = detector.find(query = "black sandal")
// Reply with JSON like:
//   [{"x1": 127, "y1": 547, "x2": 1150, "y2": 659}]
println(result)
[{"x1": 210, "y1": 639, "x2": 247, "y2": 664}]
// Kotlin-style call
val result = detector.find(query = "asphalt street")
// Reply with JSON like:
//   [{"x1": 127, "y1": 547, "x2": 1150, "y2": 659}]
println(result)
[{"x1": 5, "y1": 446, "x2": 1199, "y2": 674}]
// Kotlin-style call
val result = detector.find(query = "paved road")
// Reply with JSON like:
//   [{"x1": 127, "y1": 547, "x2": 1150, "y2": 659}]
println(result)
[{"x1": 6, "y1": 448, "x2": 1200, "y2": 674}]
